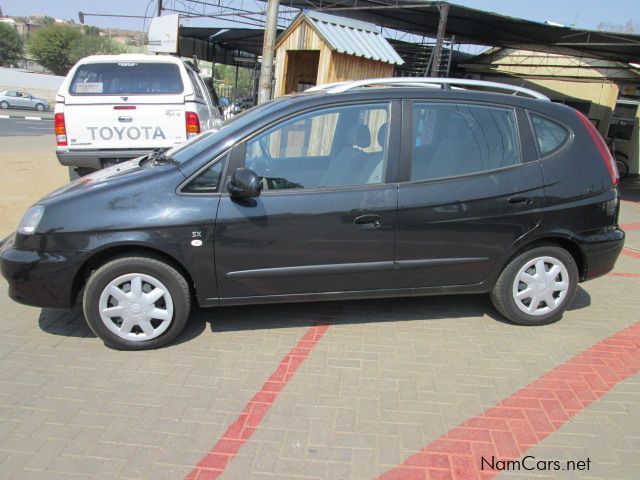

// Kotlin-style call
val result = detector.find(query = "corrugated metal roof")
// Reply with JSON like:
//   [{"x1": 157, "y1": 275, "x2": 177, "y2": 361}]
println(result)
[{"x1": 303, "y1": 10, "x2": 404, "y2": 65}]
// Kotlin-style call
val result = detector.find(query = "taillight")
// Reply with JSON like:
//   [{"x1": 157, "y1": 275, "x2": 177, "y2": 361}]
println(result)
[
  {"x1": 575, "y1": 110, "x2": 618, "y2": 186},
  {"x1": 54, "y1": 112, "x2": 67, "y2": 146},
  {"x1": 185, "y1": 112, "x2": 200, "y2": 138}
]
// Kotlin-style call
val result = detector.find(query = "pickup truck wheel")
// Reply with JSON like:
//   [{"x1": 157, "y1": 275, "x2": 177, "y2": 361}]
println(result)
[
  {"x1": 83, "y1": 256, "x2": 191, "y2": 350},
  {"x1": 490, "y1": 246, "x2": 578, "y2": 326}
]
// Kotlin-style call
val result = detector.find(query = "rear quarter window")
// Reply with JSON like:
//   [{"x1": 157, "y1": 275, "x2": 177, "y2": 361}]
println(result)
[
  {"x1": 530, "y1": 114, "x2": 570, "y2": 156},
  {"x1": 69, "y1": 62, "x2": 184, "y2": 95}
]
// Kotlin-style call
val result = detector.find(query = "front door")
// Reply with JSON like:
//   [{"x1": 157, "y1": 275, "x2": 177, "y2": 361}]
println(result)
[
  {"x1": 215, "y1": 101, "x2": 399, "y2": 300},
  {"x1": 394, "y1": 101, "x2": 545, "y2": 288}
]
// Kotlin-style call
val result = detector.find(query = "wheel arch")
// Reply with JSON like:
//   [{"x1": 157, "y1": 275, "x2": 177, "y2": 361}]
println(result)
[
  {"x1": 72, "y1": 244, "x2": 196, "y2": 306},
  {"x1": 500, "y1": 236, "x2": 587, "y2": 282}
]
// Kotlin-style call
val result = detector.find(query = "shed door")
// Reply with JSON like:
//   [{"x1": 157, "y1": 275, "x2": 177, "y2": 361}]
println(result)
[{"x1": 284, "y1": 50, "x2": 320, "y2": 94}]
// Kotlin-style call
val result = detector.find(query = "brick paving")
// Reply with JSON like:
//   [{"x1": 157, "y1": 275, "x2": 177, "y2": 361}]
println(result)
[{"x1": 0, "y1": 180, "x2": 638, "y2": 480}]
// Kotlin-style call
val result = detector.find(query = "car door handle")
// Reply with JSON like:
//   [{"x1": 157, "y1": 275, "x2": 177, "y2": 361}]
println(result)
[
  {"x1": 353, "y1": 214, "x2": 382, "y2": 228},
  {"x1": 508, "y1": 196, "x2": 532, "y2": 206}
]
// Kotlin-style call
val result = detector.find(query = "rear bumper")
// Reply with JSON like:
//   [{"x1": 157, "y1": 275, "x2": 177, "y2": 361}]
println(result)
[
  {"x1": 0, "y1": 234, "x2": 86, "y2": 309},
  {"x1": 56, "y1": 149, "x2": 152, "y2": 170},
  {"x1": 574, "y1": 228, "x2": 625, "y2": 281}
]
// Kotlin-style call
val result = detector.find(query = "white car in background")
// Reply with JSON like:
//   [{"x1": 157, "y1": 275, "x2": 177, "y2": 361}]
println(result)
[
  {"x1": 0, "y1": 90, "x2": 50, "y2": 111},
  {"x1": 55, "y1": 54, "x2": 224, "y2": 178}
]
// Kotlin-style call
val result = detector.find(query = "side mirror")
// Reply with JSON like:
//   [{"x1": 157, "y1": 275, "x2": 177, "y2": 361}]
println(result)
[{"x1": 228, "y1": 168, "x2": 262, "y2": 198}]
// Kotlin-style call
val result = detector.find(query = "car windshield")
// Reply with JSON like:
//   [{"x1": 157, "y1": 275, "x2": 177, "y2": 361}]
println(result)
[
  {"x1": 164, "y1": 99, "x2": 289, "y2": 164},
  {"x1": 69, "y1": 62, "x2": 184, "y2": 95}
]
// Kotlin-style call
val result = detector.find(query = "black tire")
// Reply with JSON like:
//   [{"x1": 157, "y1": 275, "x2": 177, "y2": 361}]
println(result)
[
  {"x1": 35, "y1": 103, "x2": 45, "y2": 111},
  {"x1": 83, "y1": 256, "x2": 191, "y2": 350},
  {"x1": 0, "y1": 101, "x2": 8, "y2": 109},
  {"x1": 490, "y1": 246, "x2": 578, "y2": 326},
  {"x1": 615, "y1": 153, "x2": 629, "y2": 179}
]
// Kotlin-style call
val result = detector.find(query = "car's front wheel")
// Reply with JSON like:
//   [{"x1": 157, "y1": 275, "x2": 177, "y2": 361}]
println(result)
[
  {"x1": 83, "y1": 256, "x2": 191, "y2": 350},
  {"x1": 35, "y1": 103, "x2": 45, "y2": 111},
  {"x1": 490, "y1": 246, "x2": 578, "y2": 326}
]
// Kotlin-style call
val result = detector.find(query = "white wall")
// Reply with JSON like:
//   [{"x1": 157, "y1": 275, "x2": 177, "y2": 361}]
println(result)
[{"x1": 0, "y1": 68, "x2": 65, "y2": 102}]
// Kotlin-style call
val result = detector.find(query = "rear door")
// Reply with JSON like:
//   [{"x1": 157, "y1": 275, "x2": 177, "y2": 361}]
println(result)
[
  {"x1": 214, "y1": 101, "x2": 400, "y2": 300},
  {"x1": 63, "y1": 61, "x2": 188, "y2": 150},
  {"x1": 394, "y1": 100, "x2": 545, "y2": 288}
]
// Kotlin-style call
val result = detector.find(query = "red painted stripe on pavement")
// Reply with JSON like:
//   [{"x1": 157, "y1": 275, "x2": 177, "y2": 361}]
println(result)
[
  {"x1": 608, "y1": 272, "x2": 640, "y2": 278},
  {"x1": 376, "y1": 321, "x2": 640, "y2": 480},
  {"x1": 622, "y1": 247, "x2": 640, "y2": 260},
  {"x1": 621, "y1": 222, "x2": 640, "y2": 231},
  {"x1": 184, "y1": 315, "x2": 334, "y2": 480}
]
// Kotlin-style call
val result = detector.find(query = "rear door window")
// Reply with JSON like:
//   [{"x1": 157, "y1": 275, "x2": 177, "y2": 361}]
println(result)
[
  {"x1": 411, "y1": 103, "x2": 520, "y2": 181},
  {"x1": 70, "y1": 62, "x2": 184, "y2": 95},
  {"x1": 530, "y1": 114, "x2": 570, "y2": 156}
]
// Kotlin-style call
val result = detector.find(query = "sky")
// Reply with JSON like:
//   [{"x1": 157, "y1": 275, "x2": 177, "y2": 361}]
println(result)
[{"x1": 1, "y1": 0, "x2": 638, "y2": 33}]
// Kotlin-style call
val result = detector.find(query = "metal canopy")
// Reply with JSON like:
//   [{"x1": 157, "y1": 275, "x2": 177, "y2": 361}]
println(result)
[
  {"x1": 178, "y1": 27, "x2": 282, "y2": 65},
  {"x1": 276, "y1": 0, "x2": 640, "y2": 63}
]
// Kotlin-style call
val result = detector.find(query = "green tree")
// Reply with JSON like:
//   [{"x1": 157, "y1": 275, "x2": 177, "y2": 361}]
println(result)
[
  {"x1": 41, "y1": 16, "x2": 56, "y2": 27},
  {"x1": 28, "y1": 25, "x2": 124, "y2": 75},
  {"x1": 83, "y1": 25, "x2": 101, "y2": 36},
  {"x1": 69, "y1": 35, "x2": 124, "y2": 64},
  {"x1": 0, "y1": 23, "x2": 24, "y2": 66},
  {"x1": 214, "y1": 64, "x2": 254, "y2": 97},
  {"x1": 28, "y1": 25, "x2": 82, "y2": 75}
]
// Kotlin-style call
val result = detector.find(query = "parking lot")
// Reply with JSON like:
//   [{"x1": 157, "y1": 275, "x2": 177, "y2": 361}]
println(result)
[{"x1": 0, "y1": 132, "x2": 639, "y2": 480}]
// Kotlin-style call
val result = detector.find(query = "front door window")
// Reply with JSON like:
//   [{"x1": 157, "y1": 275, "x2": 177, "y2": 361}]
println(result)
[{"x1": 244, "y1": 103, "x2": 389, "y2": 190}]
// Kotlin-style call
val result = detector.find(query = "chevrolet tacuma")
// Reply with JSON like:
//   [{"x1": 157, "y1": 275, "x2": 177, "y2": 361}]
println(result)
[{"x1": 1, "y1": 78, "x2": 625, "y2": 350}]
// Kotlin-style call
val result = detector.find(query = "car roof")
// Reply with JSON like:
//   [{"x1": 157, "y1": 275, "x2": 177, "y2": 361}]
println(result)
[{"x1": 281, "y1": 87, "x2": 549, "y2": 110}]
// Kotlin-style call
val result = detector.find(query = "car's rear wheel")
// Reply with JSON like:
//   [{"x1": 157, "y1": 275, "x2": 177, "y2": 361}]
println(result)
[
  {"x1": 490, "y1": 246, "x2": 578, "y2": 326},
  {"x1": 83, "y1": 256, "x2": 191, "y2": 350},
  {"x1": 0, "y1": 101, "x2": 8, "y2": 109},
  {"x1": 35, "y1": 103, "x2": 45, "y2": 111}
]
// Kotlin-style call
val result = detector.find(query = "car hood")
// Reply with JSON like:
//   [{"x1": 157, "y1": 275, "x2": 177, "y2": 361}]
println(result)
[{"x1": 38, "y1": 158, "x2": 155, "y2": 205}]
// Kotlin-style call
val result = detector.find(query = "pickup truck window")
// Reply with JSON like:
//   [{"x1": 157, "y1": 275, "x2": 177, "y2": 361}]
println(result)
[{"x1": 70, "y1": 62, "x2": 184, "y2": 95}]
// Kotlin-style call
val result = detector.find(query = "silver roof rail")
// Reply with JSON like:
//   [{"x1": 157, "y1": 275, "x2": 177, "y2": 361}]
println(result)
[{"x1": 306, "y1": 77, "x2": 549, "y2": 100}]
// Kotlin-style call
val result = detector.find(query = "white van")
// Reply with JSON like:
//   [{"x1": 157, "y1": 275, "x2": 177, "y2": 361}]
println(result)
[{"x1": 55, "y1": 54, "x2": 224, "y2": 177}]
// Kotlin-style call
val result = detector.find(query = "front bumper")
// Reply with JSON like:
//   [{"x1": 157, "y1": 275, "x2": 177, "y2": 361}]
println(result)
[
  {"x1": 0, "y1": 234, "x2": 87, "y2": 309},
  {"x1": 56, "y1": 149, "x2": 152, "y2": 170},
  {"x1": 574, "y1": 228, "x2": 625, "y2": 281}
]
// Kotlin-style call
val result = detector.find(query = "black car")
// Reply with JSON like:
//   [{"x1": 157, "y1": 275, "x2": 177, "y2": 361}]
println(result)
[{"x1": 0, "y1": 78, "x2": 625, "y2": 350}]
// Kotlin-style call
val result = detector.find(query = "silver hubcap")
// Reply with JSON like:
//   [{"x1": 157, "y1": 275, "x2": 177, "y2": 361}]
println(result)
[
  {"x1": 512, "y1": 256, "x2": 569, "y2": 316},
  {"x1": 98, "y1": 273, "x2": 174, "y2": 341}
]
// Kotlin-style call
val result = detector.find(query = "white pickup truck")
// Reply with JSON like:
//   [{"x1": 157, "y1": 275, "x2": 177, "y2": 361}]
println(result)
[{"x1": 55, "y1": 54, "x2": 224, "y2": 177}]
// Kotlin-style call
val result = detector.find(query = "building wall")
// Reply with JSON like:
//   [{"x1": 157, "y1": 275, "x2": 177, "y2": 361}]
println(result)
[
  {"x1": 274, "y1": 20, "x2": 329, "y2": 97},
  {"x1": 325, "y1": 52, "x2": 394, "y2": 84},
  {"x1": 465, "y1": 49, "x2": 640, "y2": 174}
]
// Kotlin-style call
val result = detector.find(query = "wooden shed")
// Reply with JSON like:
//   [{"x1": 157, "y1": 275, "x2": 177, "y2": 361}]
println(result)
[{"x1": 273, "y1": 11, "x2": 404, "y2": 97}]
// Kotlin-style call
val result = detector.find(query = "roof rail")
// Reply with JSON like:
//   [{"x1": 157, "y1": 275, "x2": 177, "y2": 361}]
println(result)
[{"x1": 306, "y1": 77, "x2": 550, "y2": 100}]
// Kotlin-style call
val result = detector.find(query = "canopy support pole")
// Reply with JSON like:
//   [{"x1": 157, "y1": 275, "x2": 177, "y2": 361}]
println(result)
[
  {"x1": 429, "y1": 2, "x2": 449, "y2": 77},
  {"x1": 258, "y1": 0, "x2": 280, "y2": 104}
]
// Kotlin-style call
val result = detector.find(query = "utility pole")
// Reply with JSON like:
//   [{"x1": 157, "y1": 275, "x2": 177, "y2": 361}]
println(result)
[
  {"x1": 157, "y1": 0, "x2": 162, "y2": 17},
  {"x1": 258, "y1": 0, "x2": 279, "y2": 104},
  {"x1": 429, "y1": 2, "x2": 450, "y2": 77}
]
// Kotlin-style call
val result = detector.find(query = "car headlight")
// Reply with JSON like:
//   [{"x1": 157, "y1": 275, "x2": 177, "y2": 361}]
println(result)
[{"x1": 18, "y1": 205, "x2": 45, "y2": 235}]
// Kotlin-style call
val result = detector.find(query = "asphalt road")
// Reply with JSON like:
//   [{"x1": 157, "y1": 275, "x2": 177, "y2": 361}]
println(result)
[{"x1": 0, "y1": 117, "x2": 53, "y2": 137}]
